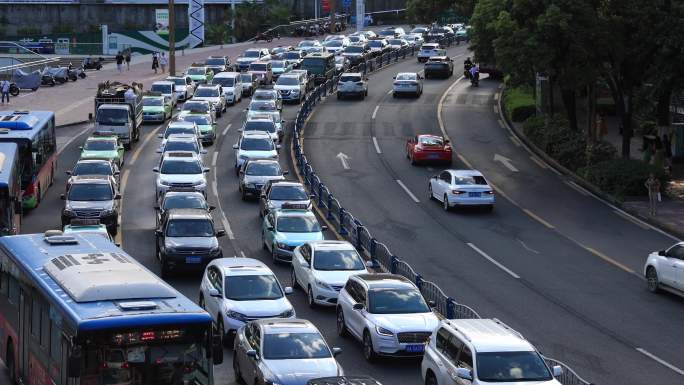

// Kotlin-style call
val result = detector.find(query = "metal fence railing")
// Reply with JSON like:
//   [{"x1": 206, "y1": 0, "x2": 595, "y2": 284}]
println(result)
[{"x1": 288, "y1": 35, "x2": 595, "y2": 385}]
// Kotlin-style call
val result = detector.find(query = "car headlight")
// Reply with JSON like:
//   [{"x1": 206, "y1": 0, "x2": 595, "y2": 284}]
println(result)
[
  {"x1": 101, "y1": 209, "x2": 115, "y2": 216},
  {"x1": 315, "y1": 279, "x2": 332, "y2": 290},
  {"x1": 245, "y1": 183, "x2": 256, "y2": 189},
  {"x1": 291, "y1": 89, "x2": 300, "y2": 94},
  {"x1": 265, "y1": 381, "x2": 282, "y2": 385},
  {"x1": 226, "y1": 310, "x2": 248, "y2": 322},
  {"x1": 159, "y1": 180, "x2": 172, "y2": 186},
  {"x1": 192, "y1": 180, "x2": 205, "y2": 187},
  {"x1": 63, "y1": 208, "x2": 75, "y2": 217},
  {"x1": 276, "y1": 242, "x2": 288, "y2": 249},
  {"x1": 375, "y1": 325, "x2": 394, "y2": 336},
  {"x1": 239, "y1": 154, "x2": 249, "y2": 160},
  {"x1": 279, "y1": 308, "x2": 295, "y2": 318}
]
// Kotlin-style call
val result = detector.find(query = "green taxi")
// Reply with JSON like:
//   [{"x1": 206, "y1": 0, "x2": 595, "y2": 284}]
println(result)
[
  {"x1": 79, "y1": 132, "x2": 124, "y2": 168},
  {"x1": 185, "y1": 65, "x2": 214, "y2": 84},
  {"x1": 63, "y1": 221, "x2": 114, "y2": 242},
  {"x1": 178, "y1": 112, "x2": 217, "y2": 145},
  {"x1": 142, "y1": 95, "x2": 172, "y2": 122}
]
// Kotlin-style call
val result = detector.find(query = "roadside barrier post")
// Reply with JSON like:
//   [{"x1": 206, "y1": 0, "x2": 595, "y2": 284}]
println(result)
[{"x1": 338, "y1": 207, "x2": 348, "y2": 236}]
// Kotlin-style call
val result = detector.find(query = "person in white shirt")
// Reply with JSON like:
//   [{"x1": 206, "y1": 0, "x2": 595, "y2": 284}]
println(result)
[{"x1": 159, "y1": 53, "x2": 168, "y2": 73}]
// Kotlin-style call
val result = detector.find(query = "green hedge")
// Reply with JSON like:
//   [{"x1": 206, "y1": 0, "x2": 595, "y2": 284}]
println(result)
[
  {"x1": 579, "y1": 159, "x2": 668, "y2": 198},
  {"x1": 523, "y1": 115, "x2": 588, "y2": 171},
  {"x1": 504, "y1": 87, "x2": 536, "y2": 122}
]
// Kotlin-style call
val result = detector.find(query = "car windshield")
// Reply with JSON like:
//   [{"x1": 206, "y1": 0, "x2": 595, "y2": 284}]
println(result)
[
  {"x1": 181, "y1": 115, "x2": 211, "y2": 125},
  {"x1": 379, "y1": 30, "x2": 395, "y2": 37},
  {"x1": 249, "y1": 101, "x2": 276, "y2": 111},
  {"x1": 151, "y1": 84, "x2": 172, "y2": 93},
  {"x1": 411, "y1": 28, "x2": 427, "y2": 33},
  {"x1": 270, "y1": 185, "x2": 308, "y2": 200},
  {"x1": 160, "y1": 159, "x2": 202, "y2": 174},
  {"x1": 271, "y1": 60, "x2": 286, "y2": 68},
  {"x1": 345, "y1": 46, "x2": 364, "y2": 53},
  {"x1": 277, "y1": 76, "x2": 299, "y2": 86},
  {"x1": 84, "y1": 139, "x2": 116, "y2": 151},
  {"x1": 368, "y1": 40, "x2": 384, "y2": 47},
  {"x1": 249, "y1": 63, "x2": 268, "y2": 72},
  {"x1": 335, "y1": 57, "x2": 345, "y2": 64},
  {"x1": 72, "y1": 162, "x2": 112, "y2": 176},
  {"x1": 143, "y1": 98, "x2": 164, "y2": 106},
  {"x1": 244, "y1": 121, "x2": 276, "y2": 133},
  {"x1": 253, "y1": 92, "x2": 275, "y2": 100},
  {"x1": 421, "y1": 45, "x2": 439, "y2": 51},
  {"x1": 183, "y1": 102, "x2": 209, "y2": 112},
  {"x1": 163, "y1": 194, "x2": 206, "y2": 211},
  {"x1": 246, "y1": 162, "x2": 281, "y2": 176},
  {"x1": 244, "y1": 50, "x2": 261, "y2": 58},
  {"x1": 454, "y1": 175, "x2": 488, "y2": 185},
  {"x1": 325, "y1": 40, "x2": 343, "y2": 47},
  {"x1": 213, "y1": 77, "x2": 234, "y2": 87},
  {"x1": 476, "y1": 352, "x2": 553, "y2": 382},
  {"x1": 205, "y1": 58, "x2": 225, "y2": 65},
  {"x1": 224, "y1": 275, "x2": 283, "y2": 300},
  {"x1": 302, "y1": 59, "x2": 326, "y2": 75},
  {"x1": 396, "y1": 73, "x2": 417, "y2": 81},
  {"x1": 283, "y1": 52, "x2": 301, "y2": 59},
  {"x1": 298, "y1": 41, "x2": 316, "y2": 47},
  {"x1": 418, "y1": 136, "x2": 443, "y2": 146},
  {"x1": 263, "y1": 333, "x2": 331, "y2": 360},
  {"x1": 368, "y1": 288, "x2": 430, "y2": 314},
  {"x1": 164, "y1": 127, "x2": 195, "y2": 138},
  {"x1": 276, "y1": 216, "x2": 320, "y2": 233},
  {"x1": 388, "y1": 39, "x2": 403, "y2": 45},
  {"x1": 96, "y1": 108, "x2": 129, "y2": 125},
  {"x1": 186, "y1": 67, "x2": 205, "y2": 75},
  {"x1": 170, "y1": 78, "x2": 186, "y2": 86},
  {"x1": 240, "y1": 138, "x2": 274, "y2": 151},
  {"x1": 164, "y1": 140, "x2": 199, "y2": 153},
  {"x1": 240, "y1": 74, "x2": 253, "y2": 82},
  {"x1": 166, "y1": 218, "x2": 213, "y2": 237},
  {"x1": 340, "y1": 75, "x2": 361, "y2": 82},
  {"x1": 195, "y1": 88, "x2": 219, "y2": 97},
  {"x1": 68, "y1": 183, "x2": 112, "y2": 201},
  {"x1": 313, "y1": 250, "x2": 365, "y2": 271}
]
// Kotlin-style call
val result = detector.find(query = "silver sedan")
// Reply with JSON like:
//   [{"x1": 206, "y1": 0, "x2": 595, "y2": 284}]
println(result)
[{"x1": 392, "y1": 72, "x2": 423, "y2": 98}]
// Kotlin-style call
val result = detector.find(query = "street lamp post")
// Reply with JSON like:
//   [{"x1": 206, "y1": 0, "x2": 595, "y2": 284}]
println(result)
[{"x1": 169, "y1": 0, "x2": 176, "y2": 75}]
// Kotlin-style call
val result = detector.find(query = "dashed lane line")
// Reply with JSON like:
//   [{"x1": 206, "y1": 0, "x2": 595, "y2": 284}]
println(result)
[
  {"x1": 582, "y1": 245, "x2": 635, "y2": 274},
  {"x1": 212, "y1": 151, "x2": 219, "y2": 167},
  {"x1": 57, "y1": 125, "x2": 92, "y2": 156},
  {"x1": 529, "y1": 155, "x2": 548, "y2": 169},
  {"x1": 564, "y1": 180, "x2": 590, "y2": 196},
  {"x1": 523, "y1": 209, "x2": 555, "y2": 229},
  {"x1": 467, "y1": 243, "x2": 521, "y2": 279},
  {"x1": 371, "y1": 105, "x2": 379, "y2": 120},
  {"x1": 221, "y1": 123, "x2": 232, "y2": 137},
  {"x1": 372, "y1": 136, "x2": 382, "y2": 154},
  {"x1": 636, "y1": 348, "x2": 684, "y2": 377},
  {"x1": 396, "y1": 179, "x2": 420, "y2": 203},
  {"x1": 614, "y1": 209, "x2": 651, "y2": 231}
]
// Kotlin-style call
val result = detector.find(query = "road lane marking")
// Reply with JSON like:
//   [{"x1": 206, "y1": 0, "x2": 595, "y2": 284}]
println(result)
[
  {"x1": 57, "y1": 125, "x2": 92, "y2": 156},
  {"x1": 372, "y1": 105, "x2": 379, "y2": 119},
  {"x1": 396, "y1": 179, "x2": 420, "y2": 203},
  {"x1": 221, "y1": 123, "x2": 232, "y2": 137},
  {"x1": 636, "y1": 348, "x2": 684, "y2": 376},
  {"x1": 523, "y1": 209, "x2": 555, "y2": 229},
  {"x1": 336, "y1": 152, "x2": 351, "y2": 169},
  {"x1": 564, "y1": 180, "x2": 589, "y2": 196},
  {"x1": 212, "y1": 151, "x2": 218, "y2": 167},
  {"x1": 497, "y1": 119, "x2": 505, "y2": 128},
  {"x1": 493, "y1": 105, "x2": 499, "y2": 114},
  {"x1": 494, "y1": 93, "x2": 500, "y2": 101},
  {"x1": 509, "y1": 135, "x2": 522, "y2": 147},
  {"x1": 130, "y1": 126, "x2": 162, "y2": 166},
  {"x1": 456, "y1": 154, "x2": 474, "y2": 169},
  {"x1": 583, "y1": 245, "x2": 634, "y2": 274},
  {"x1": 493, "y1": 153, "x2": 518, "y2": 172},
  {"x1": 240, "y1": 250, "x2": 247, "y2": 259},
  {"x1": 372, "y1": 136, "x2": 382, "y2": 154},
  {"x1": 387, "y1": 89, "x2": 393, "y2": 95},
  {"x1": 467, "y1": 243, "x2": 520, "y2": 279},
  {"x1": 614, "y1": 210, "x2": 651, "y2": 230},
  {"x1": 115, "y1": 169, "x2": 131, "y2": 246},
  {"x1": 529, "y1": 155, "x2": 548, "y2": 169}
]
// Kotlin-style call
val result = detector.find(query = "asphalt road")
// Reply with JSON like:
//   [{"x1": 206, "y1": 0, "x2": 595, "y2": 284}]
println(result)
[{"x1": 302, "y1": 47, "x2": 684, "y2": 384}]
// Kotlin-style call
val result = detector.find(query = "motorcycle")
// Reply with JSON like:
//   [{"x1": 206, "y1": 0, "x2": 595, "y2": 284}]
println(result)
[
  {"x1": 41, "y1": 67, "x2": 56, "y2": 86},
  {"x1": 66, "y1": 63, "x2": 78, "y2": 81},
  {"x1": 255, "y1": 32, "x2": 274, "y2": 43},
  {"x1": 44, "y1": 66, "x2": 69, "y2": 84},
  {"x1": 12, "y1": 68, "x2": 41, "y2": 91},
  {"x1": 470, "y1": 70, "x2": 480, "y2": 87},
  {"x1": 82, "y1": 57, "x2": 103, "y2": 70},
  {"x1": 9, "y1": 82, "x2": 20, "y2": 96}
]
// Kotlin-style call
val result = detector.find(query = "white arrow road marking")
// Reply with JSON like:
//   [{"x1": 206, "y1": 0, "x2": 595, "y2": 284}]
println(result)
[
  {"x1": 494, "y1": 153, "x2": 519, "y2": 172},
  {"x1": 337, "y1": 152, "x2": 351, "y2": 169}
]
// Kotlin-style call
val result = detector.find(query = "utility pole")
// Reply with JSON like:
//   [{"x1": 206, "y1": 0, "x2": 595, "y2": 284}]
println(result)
[
  {"x1": 231, "y1": 0, "x2": 236, "y2": 43},
  {"x1": 169, "y1": 0, "x2": 176, "y2": 75}
]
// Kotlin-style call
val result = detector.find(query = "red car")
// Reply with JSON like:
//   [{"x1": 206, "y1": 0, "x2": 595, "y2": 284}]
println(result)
[{"x1": 406, "y1": 134, "x2": 452, "y2": 165}]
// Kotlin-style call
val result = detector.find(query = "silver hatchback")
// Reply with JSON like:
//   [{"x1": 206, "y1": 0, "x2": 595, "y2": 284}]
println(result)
[{"x1": 337, "y1": 72, "x2": 368, "y2": 100}]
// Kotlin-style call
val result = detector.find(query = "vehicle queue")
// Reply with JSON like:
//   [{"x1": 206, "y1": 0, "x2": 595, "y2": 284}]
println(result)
[{"x1": 0, "y1": 23, "x2": 603, "y2": 385}]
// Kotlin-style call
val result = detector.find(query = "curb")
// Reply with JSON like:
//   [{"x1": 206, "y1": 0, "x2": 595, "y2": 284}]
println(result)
[
  {"x1": 56, "y1": 119, "x2": 91, "y2": 129},
  {"x1": 497, "y1": 85, "x2": 684, "y2": 240}
]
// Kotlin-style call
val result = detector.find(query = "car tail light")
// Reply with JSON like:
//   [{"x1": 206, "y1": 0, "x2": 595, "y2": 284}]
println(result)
[
  {"x1": 484, "y1": 190, "x2": 494, "y2": 195},
  {"x1": 415, "y1": 145, "x2": 423, "y2": 151},
  {"x1": 122, "y1": 362, "x2": 130, "y2": 369},
  {"x1": 356, "y1": 82, "x2": 363, "y2": 86},
  {"x1": 452, "y1": 190, "x2": 466, "y2": 195}
]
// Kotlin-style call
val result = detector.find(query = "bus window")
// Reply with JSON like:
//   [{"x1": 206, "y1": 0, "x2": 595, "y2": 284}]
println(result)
[
  {"x1": 31, "y1": 297, "x2": 41, "y2": 339},
  {"x1": 8, "y1": 274, "x2": 19, "y2": 304}
]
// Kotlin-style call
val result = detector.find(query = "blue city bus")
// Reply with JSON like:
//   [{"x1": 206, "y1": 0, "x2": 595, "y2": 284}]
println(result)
[
  {"x1": 0, "y1": 143, "x2": 22, "y2": 235},
  {"x1": 0, "y1": 232, "x2": 222, "y2": 385},
  {"x1": 0, "y1": 111, "x2": 57, "y2": 209}
]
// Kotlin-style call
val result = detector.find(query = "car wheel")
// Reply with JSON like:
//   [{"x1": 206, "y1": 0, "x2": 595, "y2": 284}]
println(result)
[
  {"x1": 443, "y1": 195, "x2": 450, "y2": 212},
  {"x1": 198, "y1": 294, "x2": 205, "y2": 309},
  {"x1": 363, "y1": 330, "x2": 377, "y2": 362},
  {"x1": 241, "y1": 188, "x2": 247, "y2": 201},
  {"x1": 307, "y1": 286, "x2": 316, "y2": 308},
  {"x1": 233, "y1": 353, "x2": 245, "y2": 384},
  {"x1": 160, "y1": 258, "x2": 171, "y2": 279},
  {"x1": 262, "y1": 231, "x2": 267, "y2": 250},
  {"x1": 336, "y1": 308, "x2": 349, "y2": 337},
  {"x1": 271, "y1": 243, "x2": 278, "y2": 263},
  {"x1": 290, "y1": 267, "x2": 299, "y2": 289},
  {"x1": 485, "y1": 204, "x2": 494, "y2": 212},
  {"x1": 425, "y1": 372, "x2": 438, "y2": 385},
  {"x1": 410, "y1": 153, "x2": 417, "y2": 165},
  {"x1": 428, "y1": 184, "x2": 435, "y2": 200},
  {"x1": 392, "y1": 92, "x2": 396, "y2": 98},
  {"x1": 647, "y1": 267, "x2": 660, "y2": 293},
  {"x1": 337, "y1": 93, "x2": 341, "y2": 100}
]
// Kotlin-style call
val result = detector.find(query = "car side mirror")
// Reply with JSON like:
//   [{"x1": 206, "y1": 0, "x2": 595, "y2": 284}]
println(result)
[
  {"x1": 392, "y1": 76, "x2": 396, "y2": 79},
  {"x1": 284, "y1": 286, "x2": 293, "y2": 295},
  {"x1": 267, "y1": 225, "x2": 274, "y2": 231},
  {"x1": 276, "y1": 144, "x2": 282, "y2": 150},
  {"x1": 427, "y1": 300, "x2": 436, "y2": 308},
  {"x1": 114, "y1": 171, "x2": 120, "y2": 176},
  {"x1": 332, "y1": 347, "x2": 342, "y2": 357},
  {"x1": 153, "y1": 167, "x2": 159, "y2": 173},
  {"x1": 208, "y1": 288, "x2": 221, "y2": 298},
  {"x1": 158, "y1": 134, "x2": 164, "y2": 138},
  {"x1": 239, "y1": 170, "x2": 244, "y2": 175},
  {"x1": 232, "y1": 144, "x2": 238, "y2": 149},
  {"x1": 154, "y1": 206, "x2": 160, "y2": 210},
  {"x1": 432, "y1": 175, "x2": 438, "y2": 179},
  {"x1": 209, "y1": 205, "x2": 216, "y2": 212},
  {"x1": 65, "y1": 170, "x2": 72, "y2": 175},
  {"x1": 283, "y1": 171, "x2": 289, "y2": 175},
  {"x1": 321, "y1": 225, "x2": 328, "y2": 231},
  {"x1": 353, "y1": 303, "x2": 364, "y2": 311},
  {"x1": 78, "y1": 146, "x2": 83, "y2": 150},
  {"x1": 246, "y1": 349, "x2": 258, "y2": 359},
  {"x1": 201, "y1": 149, "x2": 208, "y2": 154},
  {"x1": 216, "y1": 229, "x2": 226, "y2": 237},
  {"x1": 552, "y1": 365, "x2": 563, "y2": 377},
  {"x1": 60, "y1": 194, "x2": 66, "y2": 200},
  {"x1": 445, "y1": 139, "x2": 450, "y2": 144},
  {"x1": 203, "y1": 168, "x2": 210, "y2": 173},
  {"x1": 156, "y1": 149, "x2": 163, "y2": 153},
  {"x1": 456, "y1": 368, "x2": 472, "y2": 381},
  {"x1": 155, "y1": 229, "x2": 163, "y2": 236},
  {"x1": 115, "y1": 194, "x2": 122, "y2": 200},
  {"x1": 658, "y1": 250, "x2": 667, "y2": 256},
  {"x1": 365, "y1": 260, "x2": 374, "y2": 268}
]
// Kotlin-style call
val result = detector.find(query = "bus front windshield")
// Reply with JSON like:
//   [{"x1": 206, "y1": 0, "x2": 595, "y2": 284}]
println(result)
[{"x1": 83, "y1": 327, "x2": 211, "y2": 385}]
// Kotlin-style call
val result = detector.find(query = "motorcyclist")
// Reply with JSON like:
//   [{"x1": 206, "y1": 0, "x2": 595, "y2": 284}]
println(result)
[
  {"x1": 470, "y1": 64, "x2": 480, "y2": 85},
  {"x1": 463, "y1": 57, "x2": 474, "y2": 79}
]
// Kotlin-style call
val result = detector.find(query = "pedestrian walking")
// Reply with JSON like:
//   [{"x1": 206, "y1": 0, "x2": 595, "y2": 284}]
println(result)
[
  {"x1": 125, "y1": 51, "x2": 131, "y2": 71},
  {"x1": 159, "y1": 53, "x2": 168, "y2": 73},
  {"x1": 115, "y1": 51, "x2": 124, "y2": 74},
  {"x1": 645, "y1": 173, "x2": 661, "y2": 216},
  {"x1": 152, "y1": 52, "x2": 159, "y2": 74},
  {"x1": 1, "y1": 80, "x2": 10, "y2": 104}
]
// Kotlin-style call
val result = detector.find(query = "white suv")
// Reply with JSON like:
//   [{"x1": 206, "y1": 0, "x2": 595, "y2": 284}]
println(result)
[
  {"x1": 212, "y1": 72, "x2": 243, "y2": 105},
  {"x1": 291, "y1": 240, "x2": 371, "y2": 307},
  {"x1": 644, "y1": 242, "x2": 684, "y2": 296},
  {"x1": 422, "y1": 319, "x2": 563, "y2": 385},
  {"x1": 199, "y1": 257, "x2": 295, "y2": 345},
  {"x1": 336, "y1": 273, "x2": 439, "y2": 361},
  {"x1": 337, "y1": 72, "x2": 368, "y2": 100},
  {"x1": 153, "y1": 151, "x2": 209, "y2": 202},
  {"x1": 233, "y1": 131, "x2": 279, "y2": 173}
]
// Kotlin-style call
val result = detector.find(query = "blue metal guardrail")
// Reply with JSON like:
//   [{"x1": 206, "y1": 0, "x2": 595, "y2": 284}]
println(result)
[{"x1": 289, "y1": 37, "x2": 594, "y2": 385}]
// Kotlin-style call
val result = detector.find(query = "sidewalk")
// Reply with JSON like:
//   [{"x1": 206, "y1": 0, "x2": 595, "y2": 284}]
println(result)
[{"x1": 2, "y1": 36, "x2": 305, "y2": 126}]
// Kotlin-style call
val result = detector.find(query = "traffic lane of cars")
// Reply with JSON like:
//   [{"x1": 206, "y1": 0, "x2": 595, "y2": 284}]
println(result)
[{"x1": 301, "y1": 52, "x2": 684, "y2": 384}]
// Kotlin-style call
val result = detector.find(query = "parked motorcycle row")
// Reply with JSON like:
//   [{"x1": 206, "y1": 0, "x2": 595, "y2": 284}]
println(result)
[{"x1": 9, "y1": 57, "x2": 101, "y2": 95}]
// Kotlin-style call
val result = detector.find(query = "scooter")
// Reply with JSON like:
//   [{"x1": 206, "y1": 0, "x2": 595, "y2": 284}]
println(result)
[
  {"x1": 82, "y1": 57, "x2": 103, "y2": 70},
  {"x1": 41, "y1": 68, "x2": 56, "y2": 86},
  {"x1": 9, "y1": 82, "x2": 20, "y2": 96},
  {"x1": 67, "y1": 63, "x2": 78, "y2": 82},
  {"x1": 470, "y1": 70, "x2": 480, "y2": 87}
]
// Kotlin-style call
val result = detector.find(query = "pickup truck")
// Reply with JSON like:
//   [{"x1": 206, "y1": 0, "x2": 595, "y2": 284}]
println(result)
[{"x1": 94, "y1": 81, "x2": 143, "y2": 149}]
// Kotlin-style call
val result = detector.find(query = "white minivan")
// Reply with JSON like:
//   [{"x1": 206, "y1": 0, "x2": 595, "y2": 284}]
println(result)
[{"x1": 212, "y1": 72, "x2": 243, "y2": 105}]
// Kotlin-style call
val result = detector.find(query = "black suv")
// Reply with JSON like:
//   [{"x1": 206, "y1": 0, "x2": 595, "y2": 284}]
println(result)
[
  {"x1": 61, "y1": 175, "x2": 121, "y2": 235},
  {"x1": 154, "y1": 190, "x2": 215, "y2": 227},
  {"x1": 155, "y1": 208, "x2": 225, "y2": 277}
]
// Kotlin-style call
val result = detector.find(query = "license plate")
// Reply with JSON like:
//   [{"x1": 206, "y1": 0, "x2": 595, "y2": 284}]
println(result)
[
  {"x1": 469, "y1": 192, "x2": 481, "y2": 197},
  {"x1": 185, "y1": 256, "x2": 202, "y2": 264},
  {"x1": 172, "y1": 187, "x2": 195, "y2": 192},
  {"x1": 405, "y1": 344, "x2": 425, "y2": 353},
  {"x1": 427, "y1": 153, "x2": 441, "y2": 159}
]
